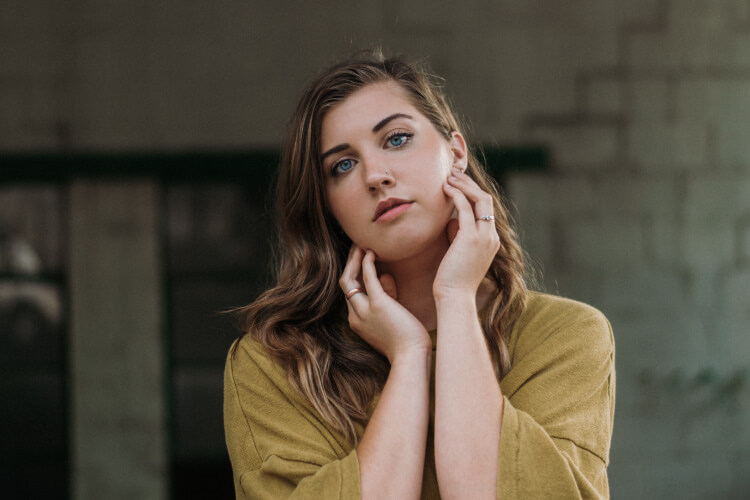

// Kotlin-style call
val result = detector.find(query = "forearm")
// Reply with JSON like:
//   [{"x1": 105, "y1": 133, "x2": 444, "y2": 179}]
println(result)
[
  {"x1": 434, "y1": 292, "x2": 503, "y2": 499},
  {"x1": 357, "y1": 348, "x2": 432, "y2": 500}
]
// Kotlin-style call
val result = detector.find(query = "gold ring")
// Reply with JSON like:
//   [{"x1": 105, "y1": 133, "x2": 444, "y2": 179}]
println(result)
[{"x1": 345, "y1": 288, "x2": 364, "y2": 300}]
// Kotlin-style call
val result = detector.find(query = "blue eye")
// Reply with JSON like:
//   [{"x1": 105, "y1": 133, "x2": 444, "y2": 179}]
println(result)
[
  {"x1": 386, "y1": 132, "x2": 412, "y2": 148},
  {"x1": 389, "y1": 134, "x2": 407, "y2": 147},
  {"x1": 332, "y1": 158, "x2": 355, "y2": 175}
]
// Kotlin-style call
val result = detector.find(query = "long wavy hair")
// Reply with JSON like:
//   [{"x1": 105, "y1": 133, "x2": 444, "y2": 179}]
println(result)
[{"x1": 235, "y1": 53, "x2": 528, "y2": 445}]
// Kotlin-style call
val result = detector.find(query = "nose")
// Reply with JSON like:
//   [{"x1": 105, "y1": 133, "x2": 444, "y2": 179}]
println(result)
[{"x1": 364, "y1": 157, "x2": 395, "y2": 192}]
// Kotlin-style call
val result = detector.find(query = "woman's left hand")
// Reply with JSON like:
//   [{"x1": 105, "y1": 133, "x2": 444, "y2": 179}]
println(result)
[{"x1": 433, "y1": 166, "x2": 500, "y2": 299}]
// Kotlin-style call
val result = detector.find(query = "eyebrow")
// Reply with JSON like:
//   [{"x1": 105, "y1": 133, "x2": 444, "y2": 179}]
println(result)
[
  {"x1": 321, "y1": 143, "x2": 350, "y2": 161},
  {"x1": 372, "y1": 113, "x2": 414, "y2": 132},
  {"x1": 321, "y1": 113, "x2": 415, "y2": 161}
]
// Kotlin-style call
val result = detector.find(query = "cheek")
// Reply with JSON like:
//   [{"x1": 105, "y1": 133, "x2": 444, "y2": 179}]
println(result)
[{"x1": 326, "y1": 187, "x2": 363, "y2": 235}]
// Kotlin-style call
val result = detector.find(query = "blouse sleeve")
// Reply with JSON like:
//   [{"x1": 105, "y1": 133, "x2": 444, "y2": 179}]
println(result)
[
  {"x1": 497, "y1": 305, "x2": 616, "y2": 499},
  {"x1": 224, "y1": 338, "x2": 361, "y2": 500}
]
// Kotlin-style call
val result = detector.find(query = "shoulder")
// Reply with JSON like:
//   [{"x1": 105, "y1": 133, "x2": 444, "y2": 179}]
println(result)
[
  {"x1": 227, "y1": 334, "x2": 285, "y2": 378},
  {"x1": 225, "y1": 334, "x2": 308, "y2": 408},
  {"x1": 508, "y1": 292, "x2": 613, "y2": 366}
]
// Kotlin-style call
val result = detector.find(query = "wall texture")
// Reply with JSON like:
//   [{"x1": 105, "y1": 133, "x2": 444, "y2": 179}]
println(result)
[{"x1": 2, "y1": 0, "x2": 748, "y2": 498}]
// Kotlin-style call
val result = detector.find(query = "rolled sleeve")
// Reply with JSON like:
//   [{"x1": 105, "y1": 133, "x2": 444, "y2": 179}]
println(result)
[
  {"x1": 224, "y1": 338, "x2": 362, "y2": 499},
  {"x1": 497, "y1": 301, "x2": 615, "y2": 499}
]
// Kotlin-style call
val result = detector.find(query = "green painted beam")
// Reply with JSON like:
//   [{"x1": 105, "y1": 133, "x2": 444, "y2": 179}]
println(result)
[{"x1": 0, "y1": 146, "x2": 547, "y2": 182}]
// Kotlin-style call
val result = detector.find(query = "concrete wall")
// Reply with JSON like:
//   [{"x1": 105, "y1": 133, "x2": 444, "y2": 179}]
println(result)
[{"x1": 3, "y1": 0, "x2": 748, "y2": 498}]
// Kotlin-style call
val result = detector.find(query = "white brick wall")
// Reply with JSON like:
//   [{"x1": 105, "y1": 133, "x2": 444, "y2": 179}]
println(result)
[{"x1": 504, "y1": 2, "x2": 750, "y2": 497}]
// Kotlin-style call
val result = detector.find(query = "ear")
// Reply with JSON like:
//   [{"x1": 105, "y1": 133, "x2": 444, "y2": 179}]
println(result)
[{"x1": 449, "y1": 131, "x2": 468, "y2": 171}]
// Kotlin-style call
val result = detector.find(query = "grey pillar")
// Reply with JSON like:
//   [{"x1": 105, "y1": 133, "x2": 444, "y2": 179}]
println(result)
[{"x1": 69, "y1": 179, "x2": 167, "y2": 500}]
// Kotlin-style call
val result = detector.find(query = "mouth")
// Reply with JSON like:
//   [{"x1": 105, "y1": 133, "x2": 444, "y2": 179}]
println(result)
[{"x1": 373, "y1": 197, "x2": 413, "y2": 222}]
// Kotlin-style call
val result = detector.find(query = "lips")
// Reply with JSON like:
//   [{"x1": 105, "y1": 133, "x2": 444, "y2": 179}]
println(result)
[{"x1": 373, "y1": 197, "x2": 412, "y2": 222}]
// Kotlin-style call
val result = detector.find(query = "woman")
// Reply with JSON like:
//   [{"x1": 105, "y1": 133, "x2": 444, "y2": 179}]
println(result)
[{"x1": 224, "y1": 53, "x2": 615, "y2": 499}]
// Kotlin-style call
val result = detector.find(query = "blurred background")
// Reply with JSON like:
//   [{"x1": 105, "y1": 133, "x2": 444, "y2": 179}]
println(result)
[{"x1": 1, "y1": 0, "x2": 748, "y2": 498}]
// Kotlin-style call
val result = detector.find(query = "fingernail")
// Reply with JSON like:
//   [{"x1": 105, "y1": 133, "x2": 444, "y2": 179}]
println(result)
[{"x1": 448, "y1": 175, "x2": 458, "y2": 181}]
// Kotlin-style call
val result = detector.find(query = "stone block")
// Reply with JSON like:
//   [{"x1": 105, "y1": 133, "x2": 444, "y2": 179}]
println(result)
[
  {"x1": 628, "y1": 0, "x2": 743, "y2": 71},
  {"x1": 552, "y1": 176, "x2": 598, "y2": 214},
  {"x1": 615, "y1": 0, "x2": 663, "y2": 25},
  {"x1": 627, "y1": 120, "x2": 708, "y2": 171},
  {"x1": 685, "y1": 176, "x2": 750, "y2": 224},
  {"x1": 712, "y1": 32, "x2": 750, "y2": 68},
  {"x1": 702, "y1": 81, "x2": 750, "y2": 167},
  {"x1": 625, "y1": 79, "x2": 712, "y2": 170},
  {"x1": 530, "y1": 123, "x2": 619, "y2": 170},
  {"x1": 675, "y1": 79, "x2": 712, "y2": 123},
  {"x1": 629, "y1": 79, "x2": 668, "y2": 124},
  {"x1": 719, "y1": 268, "x2": 750, "y2": 316},
  {"x1": 488, "y1": 29, "x2": 580, "y2": 138},
  {"x1": 537, "y1": 267, "x2": 602, "y2": 307},
  {"x1": 594, "y1": 175, "x2": 680, "y2": 218},
  {"x1": 628, "y1": 29, "x2": 721, "y2": 72},
  {"x1": 608, "y1": 308, "x2": 707, "y2": 375},
  {"x1": 717, "y1": 117, "x2": 750, "y2": 168},
  {"x1": 634, "y1": 453, "x2": 739, "y2": 499},
  {"x1": 740, "y1": 221, "x2": 750, "y2": 263},
  {"x1": 676, "y1": 79, "x2": 750, "y2": 167},
  {"x1": 600, "y1": 266, "x2": 688, "y2": 312},
  {"x1": 517, "y1": 220, "x2": 554, "y2": 271},
  {"x1": 667, "y1": 0, "x2": 725, "y2": 35},
  {"x1": 585, "y1": 77, "x2": 623, "y2": 115},
  {"x1": 682, "y1": 222, "x2": 735, "y2": 273},
  {"x1": 508, "y1": 175, "x2": 596, "y2": 217},
  {"x1": 646, "y1": 212, "x2": 685, "y2": 266},
  {"x1": 506, "y1": 173, "x2": 554, "y2": 221},
  {"x1": 671, "y1": 121, "x2": 709, "y2": 168},
  {"x1": 561, "y1": 215, "x2": 646, "y2": 270},
  {"x1": 608, "y1": 458, "x2": 646, "y2": 499}
]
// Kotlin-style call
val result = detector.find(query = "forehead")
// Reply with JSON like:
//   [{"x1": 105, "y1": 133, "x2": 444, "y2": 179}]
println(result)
[{"x1": 320, "y1": 81, "x2": 420, "y2": 143}]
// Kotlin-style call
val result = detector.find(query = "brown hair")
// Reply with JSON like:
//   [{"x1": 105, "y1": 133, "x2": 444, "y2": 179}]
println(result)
[{"x1": 236, "y1": 52, "x2": 528, "y2": 445}]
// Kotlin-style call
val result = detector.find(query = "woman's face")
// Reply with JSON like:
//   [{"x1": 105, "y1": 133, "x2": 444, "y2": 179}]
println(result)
[{"x1": 320, "y1": 80, "x2": 467, "y2": 262}]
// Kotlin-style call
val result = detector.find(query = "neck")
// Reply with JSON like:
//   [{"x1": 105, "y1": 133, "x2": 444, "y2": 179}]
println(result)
[{"x1": 377, "y1": 233, "x2": 451, "y2": 331}]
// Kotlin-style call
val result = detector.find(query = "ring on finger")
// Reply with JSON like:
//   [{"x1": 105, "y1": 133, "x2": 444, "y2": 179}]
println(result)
[
  {"x1": 476, "y1": 215, "x2": 495, "y2": 221},
  {"x1": 345, "y1": 288, "x2": 365, "y2": 300}
]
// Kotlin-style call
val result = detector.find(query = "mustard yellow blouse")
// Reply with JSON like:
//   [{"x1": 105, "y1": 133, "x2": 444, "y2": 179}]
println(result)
[{"x1": 224, "y1": 292, "x2": 616, "y2": 498}]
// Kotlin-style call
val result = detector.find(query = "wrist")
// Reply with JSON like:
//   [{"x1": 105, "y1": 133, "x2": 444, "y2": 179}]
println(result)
[
  {"x1": 433, "y1": 287, "x2": 477, "y2": 308},
  {"x1": 390, "y1": 342, "x2": 432, "y2": 365}
]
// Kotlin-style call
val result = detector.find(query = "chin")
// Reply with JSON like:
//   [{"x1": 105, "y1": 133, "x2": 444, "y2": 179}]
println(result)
[{"x1": 369, "y1": 227, "x2": 450, "y2": 263}]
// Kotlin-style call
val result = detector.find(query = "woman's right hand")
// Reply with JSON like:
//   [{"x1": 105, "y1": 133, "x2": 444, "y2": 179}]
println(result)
[{"x1": 340, "y1": 245, "x2": 431, "y2": 363}]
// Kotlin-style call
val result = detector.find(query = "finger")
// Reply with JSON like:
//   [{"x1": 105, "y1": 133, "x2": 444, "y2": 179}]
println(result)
[
  {"x1": 340, "y1": 245, "x2": 364, "y2": 290},
  {"x1": 447, "y1": 168, "x2": 495, "y2": 221},
  {"x1": 361, "y1": 250, "x2": 385, "y2": 299},
  {"x1": 443, "y1": 182, "x2": 475, "y2": 230},
  {"x1": 379, "y1": 273, "x2": 398, "y2": 300},
  {"x1": 340, "y1": 246, "x2": 369, "y2": 311}
]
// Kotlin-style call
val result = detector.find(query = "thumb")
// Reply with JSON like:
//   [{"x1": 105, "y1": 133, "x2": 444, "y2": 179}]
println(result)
[
  {"x1": 446, "y1": 218, "x2": 459, "y2": 243},
  {"x1": 379, "y1": 273, "x2": 398, "y2": 300}
]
